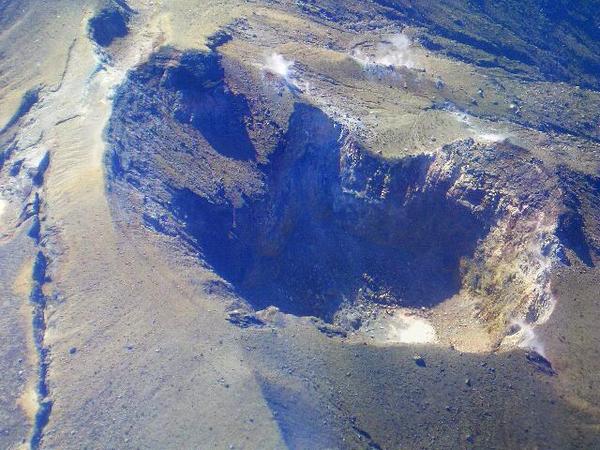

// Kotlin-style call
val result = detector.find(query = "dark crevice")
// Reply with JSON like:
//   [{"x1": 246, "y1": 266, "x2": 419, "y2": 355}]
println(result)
[
  {"x1": 23, "y1": 186, "x2": 51, "y2": 449},
  {"x1": 32, "y1": 152, "x2": 50, "y2": 187},
  {"x1": 88, "y1": 0, "x2": 133, "y2": 48},
  {"x1": 352, "y1": 425, "x2": 384, "y2": 450},
  {"x1": 29, "y1": 250, "x2": 52, "y2": 450},
  {"x1": 526, "y1": 351, "x2": 556, "y2": 376}
]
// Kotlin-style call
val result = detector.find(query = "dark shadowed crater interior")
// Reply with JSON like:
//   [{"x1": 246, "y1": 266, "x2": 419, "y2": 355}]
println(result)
[
  {"x1": 88, "y1": 0, "x2": 133, "y2": 48},
  {"x1": 107, "y1": 48, "x2": 491, "y2": 320}
]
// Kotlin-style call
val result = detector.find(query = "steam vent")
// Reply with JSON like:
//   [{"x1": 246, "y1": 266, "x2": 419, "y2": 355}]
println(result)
[{"x1": 1, "y1": 0, "x2": 600, "y2": 448}]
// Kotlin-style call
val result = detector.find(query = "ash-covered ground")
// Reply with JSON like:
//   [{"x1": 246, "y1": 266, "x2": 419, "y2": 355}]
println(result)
[{"x1": 1, "y1": 0, "x2": 600, "y2": 448}]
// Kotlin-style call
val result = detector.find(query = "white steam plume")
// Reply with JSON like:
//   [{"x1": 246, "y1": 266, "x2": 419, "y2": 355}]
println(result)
[
  {"x1": 262, "y1": 53, "x2": 295, "y2": 81},
  {"x1": 375, "y1": 34, "x2": 416, "y2": 69}
]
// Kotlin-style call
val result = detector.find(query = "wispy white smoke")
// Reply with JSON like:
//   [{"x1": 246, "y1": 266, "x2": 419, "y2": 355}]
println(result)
[
  {"x1": 477, "y1": 132, "x2": 508, "y2": 143},
  {"x1": 351, "y1": 33, "x2": 417, "y2": 75},
  {"x1": 375, "y1": 34, "x2": 416, "y2": 68},
  {"x1": 450, "y1": 110, "x2": 512, "y2": 144},
  {"x1": 512, "y1": 320, "x2": 547, "y2": 357},
  {"x1": 262, "y1": 53, "x2": 295, "y2": 81}
]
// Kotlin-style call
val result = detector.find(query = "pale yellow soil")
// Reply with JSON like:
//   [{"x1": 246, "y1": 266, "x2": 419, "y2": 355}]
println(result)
[{"x1": 4, "y1": 1, "x2": 283, "y2": 447}]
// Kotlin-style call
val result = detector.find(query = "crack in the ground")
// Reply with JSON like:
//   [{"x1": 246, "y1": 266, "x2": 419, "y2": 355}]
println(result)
[
  {"x1": 29, "y1": 248, "x2": 51, "y2": 450},
  {"x1": 17, "y1": 144, "x2": 53, "y2": 448},
  {"x1": 49, "y1": 38, "x2": 77, "y2": 94}
]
